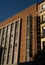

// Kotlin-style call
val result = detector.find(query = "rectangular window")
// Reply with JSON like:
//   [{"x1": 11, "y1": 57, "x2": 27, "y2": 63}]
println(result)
[
  {"x1": 26, "y1": 38, "x2": 30, "y2": 50},
  {"x1": 1, "y1": 27, "x2": 6, "y2": 47},
  {"x1": 0, "y1": 19, "x2": 21, "y2": 65},
  {"x1": 13, "y1": 19, "x2": 21, "y2": 64},
  {"x1": 16, "y1": 21, "x2": 19, "y2": 31},
  {"x1": 42, "y1": 27, "x2": 45, "y2": 36},
  {"x1": 15, "y1": 32, "x2": 18, "y2": 40},
  {"x1": 43, "y1": 41, "x2": 45, "y2": 49},
  {"x1": 4, "y1": 25, "x2": 11, "y2": 64},
  {"x1": 36, "y1": 16, "x2": 41, "y2": 52},
  {"x1": 0, "y1": 29, "x2": 1, "y2": 44},
  {"x1": 0, "y1": 29, "x2": 3, "y2": 45},
  {"x1": 42, "y1": 15, "x2": 45, "y2": 22},
  {"x1": 27, "y1": 28, "x2": 30, "y2": 37},
  {"x1": 26, "y1": 16, "x2": 32, "y2": 61},
  {"x1": 7, "y1": 23, "x2": 15, "y2": 64},
  {"x1": 42, "y1": 4, "x2": 45, "y2": 10}
]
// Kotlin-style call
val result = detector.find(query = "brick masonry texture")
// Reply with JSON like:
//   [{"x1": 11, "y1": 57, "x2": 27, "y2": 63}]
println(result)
[{"x1": 0, "y1": 4, "x2": 37, "y2": 63}]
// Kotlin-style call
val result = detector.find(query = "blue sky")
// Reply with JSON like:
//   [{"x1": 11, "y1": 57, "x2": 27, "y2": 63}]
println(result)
[{"x1": 0, "y1": 0, "x2": 43, "y2": 22}]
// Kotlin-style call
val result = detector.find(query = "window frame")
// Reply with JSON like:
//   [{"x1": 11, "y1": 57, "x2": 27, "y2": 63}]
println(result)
[
  {"x1": 42, "y1": 26, "x2": 45, "y2": 37},
  {"x1": 43, "y1": 41, "x2": 45, "y2": 49},
  {"x1": 26, "y1": 15, "x2": 32, "y2": 61},
  {"x1": 42, "y1": 15, "x2": 45, "y2": 23},
  {"x1": 42, "y1": 4, "x2": 45, "y2": 10}
]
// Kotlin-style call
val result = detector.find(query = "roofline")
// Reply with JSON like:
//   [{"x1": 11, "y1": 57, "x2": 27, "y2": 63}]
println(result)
[
  {"x1": 0, "y1": 4, "x2": 36, "y2": 23},
  {"x1": 37, "y1": 0, "x2": 45, "y2": 4}
]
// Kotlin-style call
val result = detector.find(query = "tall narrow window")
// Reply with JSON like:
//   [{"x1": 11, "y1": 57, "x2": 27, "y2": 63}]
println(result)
[
  {"x1": 0, "y1": 19, "x2": 21, "y2": 65},
  {"x1": 4, "y1": 25, "x2": 11, "y2": 64},
  {"x1": 1, "y1": 27, "x2": 7, "y2": 65},
  {"x1": 13, "y1": 19, "x2": 21, "y2": 64},
  {"x1": 36, "y1": 16, "x2": 41, "y2": 52},
  {"x1": 42, "y1": 15, "x2": 45, "y2": 23},
  {"x1": 42, "y1": 4, "x2": 45, "y2": 10},
  {"x1": 26, "y1": 16, "x2": 32, "y2": 61},
  {"x1": 43, "y1": 41, "x2": 45, "y2": 49},
  {"x1": 1, "y1": 27, "x2": 6, "y2": 47},
  {"x1": 0, "y1": 29, "x2": 1, "y2": 44},
  {"x1": 42, "y1": 26, "x2": 45, "y2": 36},
  {"x1": 8, "y1": 23, "x2": 15, "y2": 64},
  {"x1": 0, "y1": 29, "x2": 3, "y2": 45}
]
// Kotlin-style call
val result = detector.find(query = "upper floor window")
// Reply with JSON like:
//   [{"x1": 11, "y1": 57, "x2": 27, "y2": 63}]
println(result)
[
  {"x1": 16, "y1": 21, "x2": 19, "y2": 31},
  {"x1": 42, "y1": 26, "x2": 45, "y2": 36},
  {"x1": 42, "y1": 15, "x2": 45, "y2": 22},
  {"x1": 42, "y1": 4, "x2": 45, "y2": 10},
  {"x1": 26, "y1": 15, "x2": 32, "y2": 61},
  {"x1": 43, "y1": 41, "x2": 45, "y2": 49}
]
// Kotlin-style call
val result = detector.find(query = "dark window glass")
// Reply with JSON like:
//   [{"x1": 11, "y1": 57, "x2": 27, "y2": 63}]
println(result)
[
  {"x1": 37, "y1": 31, "x2": 41, "y2": 35},
  {"x1": 37, "y1": 45, "x2": 41, "y2": 49},
  {"x1": 29, "y1": 53, "x2": 32, "y2": 57},
  {"x1": 37, "y1": 23, "x2": 40, "y2": 27},
  {"x1": 37, "y1": 41, "x2": 41, "y2": 44},
  {"x1": 26, "y1": 15, "x2": 32, "y2": 58},
  {"x1": 43, "y1": 41, "x2": 45, "y2": 49},
  {"x1": 37, "y1": 28, "x2": 40, "y2": 32},
  {"x1": 42, "y1": 27, "x2": 45, "y2": 36},
  {"x1": 37, "y1": 36, "x2": 40, "y2": 39}
]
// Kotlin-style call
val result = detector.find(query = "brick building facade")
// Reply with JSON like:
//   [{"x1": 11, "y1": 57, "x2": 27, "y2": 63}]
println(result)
[{"x1": 0, "y1": 1, "x2": 45, "y2": 65}]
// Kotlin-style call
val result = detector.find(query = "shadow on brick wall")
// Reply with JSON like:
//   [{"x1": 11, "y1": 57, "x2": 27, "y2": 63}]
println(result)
[{"x1": 19, "y1": 49, "x2": 45, "y2": 65}]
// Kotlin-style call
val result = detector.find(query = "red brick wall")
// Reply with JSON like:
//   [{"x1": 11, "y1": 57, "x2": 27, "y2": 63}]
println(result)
[{"x1": 0, "y1": 4, "x2": 37, "y2": 63}]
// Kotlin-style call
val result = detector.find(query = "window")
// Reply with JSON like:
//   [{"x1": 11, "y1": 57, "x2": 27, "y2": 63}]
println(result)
[
  {"x1": 37, "y1": 45, "x2": 41, "y2": 49},
  {"x1": 26, "y1": 38, "x2": 30, "y2": 49},
  {"x1": 7, "y1": 25, "x2": 11, "y2": 35},
  {"x1": 42, "y1": 27, "x2": 45, "y2": 36},
  {"x1": 0, "y1": 19, "x2": 21, "y2": 65},
  {"x1": 1, "y1": 27, "x2": 6, "y2": 47},
  {"x1": 15, "y1": 31, "x2": 18, "y2": 40},
  {"x1": 11, "y1": 23, "x2": 14, "y2": 34},
  {"x1": 13, "y1": 19, "x2": 21, "y2": 63},
  {"x1": 11, "y1": 23, "x2": 14, "y2": 30},
  {"x1": 26, "y1": 15, "x2": 32, "y2": 61},
  {"x1": 0, "y1": 29, "x2": 1, "y2": 44},
  {"x1": 43, "y1": 41, "x2": 45, "y2": 49},
  {"x1": 27, "y1": 28, "x2": 30, "y2": 37},
  {"x1": 36, "y1": 16, "x2": 41, "y2": 51},
  {"x1": 42, "y1": 15, "x2": 45, "y2": 22},
  {"x1": 16, "y1": 21, "x2": 19, "y2": 31},
  {"x1": 42, "y1": 4, "x2": 45, "y2": 10}
]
